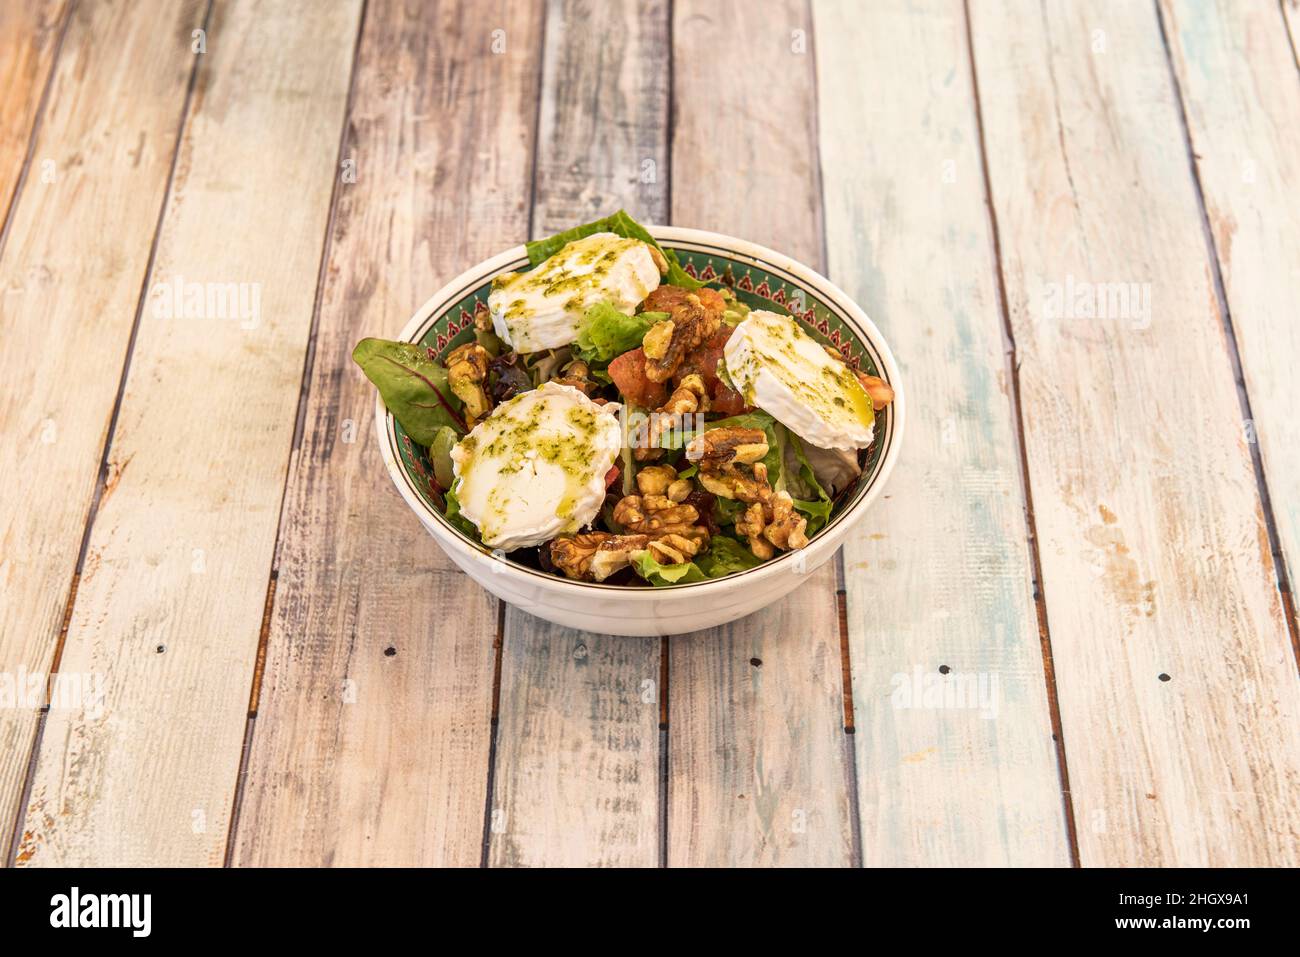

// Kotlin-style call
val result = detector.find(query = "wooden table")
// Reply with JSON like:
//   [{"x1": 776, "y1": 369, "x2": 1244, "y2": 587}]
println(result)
[{"x1": 2, "y1": 0, "x2": 1298, "y2": 868}]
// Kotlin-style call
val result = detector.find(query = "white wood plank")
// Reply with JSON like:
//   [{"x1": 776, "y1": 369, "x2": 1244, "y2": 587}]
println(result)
[
  {"x1": 0, "y1": 0, "x2": 204, "y2": 864},
  {"x1": 233, "y1": 0, "x2": 543, "y2": 867},
  {"x1": 814, "y1": 0, "x2": 1072, "y2": 866},
  {"x1": 16, "y1": 0, "x2": 361, "y2": 866},
  {"x1": 667, "y1": 0, "x2": 853, "y2": 867},
  {"x1": 489, "y1": 0, "x2": 668, "y2": 869},
  {"x1": 970, "y1": 0, "x2": 1300, "y2": 866},
  {"x1": 1160, "y1": 0, "x2": 1300, "y2": 638}
]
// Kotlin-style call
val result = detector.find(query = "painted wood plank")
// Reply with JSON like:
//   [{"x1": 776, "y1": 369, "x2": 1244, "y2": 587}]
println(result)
[
  {"x1": 531, "y1": 0, "x2": 670, "y2": 233},
  {"x1": 666, "y1": 0, "x2": 853, "y2": 867},
  {"x1": 489, "y1": 0, "x2": 668, "y2": 869},
  {"x1": 814, "y1": 0, "x2": 1072, "y2": 866},
  {"x1": 232, "y1": 0, "x2": 543, "y2": 867},
  {"x1": 16, "y1": 0, "x2": 361, "y2": 867},
  {"x1": 0, "y1": 0, "x2": 67, "y2": 233},
  {"x1": 1161, "y1": 0, "x2": 1300, "y2": 638},
  {"x1": 0, "y1": 0, "x2": 204, "y2": 864},
  {"x1": 970, "y1": 0, "x2": 1300, "y2": 866}
]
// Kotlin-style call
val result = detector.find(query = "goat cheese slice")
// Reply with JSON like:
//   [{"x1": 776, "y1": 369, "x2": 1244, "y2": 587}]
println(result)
[
  {"x1": 450, "y1": 382, "x2": 623, "y2": 551},
  {"x1": 488, "y1": 233, "x2": 662, "y2": 353},
  {"x1": 723, "y1": 310, "x2": 875, "y2": 451}
]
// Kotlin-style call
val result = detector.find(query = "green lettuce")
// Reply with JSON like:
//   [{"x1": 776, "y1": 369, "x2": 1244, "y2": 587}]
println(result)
[
  {"x1": 629, "y1": 535, "x2": 765, "y2": 587},
  {"x1": 630, "y1": 551, "x2": 708, "y2": 586},
  {"x1": 574, "y1": 301, "x2": 666, "y2": 364},
  {"x1": 695, "y1": 536, "x2": 765, "y2": 577},
  {"x1": 775, "y1": 424, "x2": 833, "y2": 534},
  {"x1": 525, "y1": 209, "x2": 705, "y2": 289}
]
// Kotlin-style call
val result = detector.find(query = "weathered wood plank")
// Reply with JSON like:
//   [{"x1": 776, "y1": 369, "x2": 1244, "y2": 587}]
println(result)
[
  {"x1": 233, "y1": 0, "x2": 543, "y2": 867},
  {"x1": 1160, "y1": 0, "x2": 1300, "y2": 638},
  {"x1": 16, "y1": 0, "x2": 361, "y2": 866},
  {"x1": 0, "y1": 0, "x2": 67, "y2": 233},
  {"x1": 489, "y1": 0, "x2": 668, "y2": 869},
  {"x1": 814, "y1": 0, "x2": 1072, "y2": 866},
  {"x1": 0, "y1": 0, "x2": 203, "y2": 864},
  {"x1": 666, "y1": 0, "x2": 853, "y2": 867},
  {"x1": 970, "y1": 0, "x2": 1300, "y2": 866},
  {"x1": 531, "y1": 0, "x2": 669, "y2": 233}
]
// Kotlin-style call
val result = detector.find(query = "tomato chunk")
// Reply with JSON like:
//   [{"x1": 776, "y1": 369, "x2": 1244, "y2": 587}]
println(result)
[
  {"x1": 710, "y1": 381, "x2": 749, "y2": 415},
  {"x1": 608, "y1": 348, "x2": 669, "y2": 408},
  {"x1": 677, "y1": 326, "x2": 733, "y2": 393}
]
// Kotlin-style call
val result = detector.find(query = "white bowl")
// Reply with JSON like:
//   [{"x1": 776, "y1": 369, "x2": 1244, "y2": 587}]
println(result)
[{"x1": 376, "y1": 227, "x2": 905, "y2": 636}]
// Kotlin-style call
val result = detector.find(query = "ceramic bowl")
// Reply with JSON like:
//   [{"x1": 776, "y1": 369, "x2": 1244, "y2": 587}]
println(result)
[{"x1": 375, "y1": 227, "x2": 904, "y2": 636}]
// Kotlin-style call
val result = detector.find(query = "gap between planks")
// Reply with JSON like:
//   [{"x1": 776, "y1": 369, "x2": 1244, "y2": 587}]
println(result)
[
  {"x1": 220, "y1": 0, "x2": 370, "y2": 868},
  {"x1": 1154, "y1": 0, "x2": 1300, "y2": 673},
  {"x1": 809, "y1": 1, "x2": 865, "y2": 868},
  {"x1": 4, "y1": 0, "x2": 216, "y2": 868},
  {"x1": 962, "y1": 0, "x2": 1081, "y2": 867}
]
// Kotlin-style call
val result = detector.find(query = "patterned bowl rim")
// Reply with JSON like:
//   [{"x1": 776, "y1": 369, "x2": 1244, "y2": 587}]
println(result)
[{"x1": 375, "y1": 225, "x2": 906, "y2": 595}]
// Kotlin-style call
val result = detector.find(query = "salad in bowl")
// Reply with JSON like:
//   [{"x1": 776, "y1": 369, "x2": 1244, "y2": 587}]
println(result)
[{"x1": 357, "y1": 212, "x2": 902, "y2": 632}]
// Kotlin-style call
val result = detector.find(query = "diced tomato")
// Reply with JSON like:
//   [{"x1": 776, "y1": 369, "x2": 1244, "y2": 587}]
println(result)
[
  {"x1": 710, "y1": 381, "x2": 749, "y2": 415},
  {"x1": 676, "y1": 326, "x2": 734, "y2": 393},
  {"x1": 604, "y1": 465, "x2": 620, "y2": 488},
  {"x1": 608, "y1": 348, "x2": 669, "y2": 408}
]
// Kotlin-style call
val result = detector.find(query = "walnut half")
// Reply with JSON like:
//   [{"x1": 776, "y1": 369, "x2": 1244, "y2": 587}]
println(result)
[
  {"x1": 446, "y1": 341, "x2": 493, "y2": 427},
  {"x1": 549, "y1": 532, "x2": 651, "y2": 582}
]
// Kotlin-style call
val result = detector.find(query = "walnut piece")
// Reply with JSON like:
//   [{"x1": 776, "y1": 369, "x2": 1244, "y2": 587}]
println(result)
[
  {"x1": 549, "y1": 532, "x2": 651, "y2": 582},
  {"x1": 685, "y1": 426, "x2": 809, "y2": 559},
  {"x1": 639, "y1": 286, "x2": 726, "y2": 382},
  {"x1": 634, "y1": 373, "x2": 708, "y2": 462},
  {"x1": 635, "y1": 463, "x2": 693, "y2": 501},
  {"x1": 734, "y1": 491, "x2": 807, "y2": 559},
  {"x1": 446, "y1": 341, "x2": 492, "y2": 427},
  {"x1": 686, "y1": 426, "x2": 768, "y2": 470},
  {"x1": 552, "y1": 357, "x2": 598, "y2": 396},
  {"x1": 697, "y1": 461, "x2": 771, "y2": 504}
]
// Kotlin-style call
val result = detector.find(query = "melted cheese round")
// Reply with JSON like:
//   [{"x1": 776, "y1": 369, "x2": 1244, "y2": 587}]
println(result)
[
  {"x1": 723, "y1": 310, "x2": 875, "y2": 450},
  {"x1": 488, "y1": 233, "x2": 661, "y2": 353},
  {"x1": 450, "y1": 382, "x2": 622, "y2": 551}
]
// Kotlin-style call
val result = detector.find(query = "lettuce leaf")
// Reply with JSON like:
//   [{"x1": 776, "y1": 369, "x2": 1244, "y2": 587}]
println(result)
[
  {"x1": 630, "y1": 551, "x2": 708, "y2": 586},
  {"x1": 775, "y1": 424, "x2": 833, "y2": 534},
  {"x1": 574, "y1": 301, "x2": 665, "y2": 364},
  {"x1": 525, "y1": 209, "x2": 705, "y2": 289},
  {"x1": 629, "y1": 535, "x2": 765, "y2": 586},
  {"x1": 695, "y1": 536, "x2": 765, "y2": 577}
]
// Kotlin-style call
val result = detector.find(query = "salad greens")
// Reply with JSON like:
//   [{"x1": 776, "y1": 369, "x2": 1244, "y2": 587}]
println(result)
[
  {"x1": 630, "y1": 534, "x2": 763, "y2": 587},
  {"x1": 574, "y1": 301, "x2": 666, "y2": 365},
  {"x1": 352, "y1": 338, "x2": 464, "y2": 444}
]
